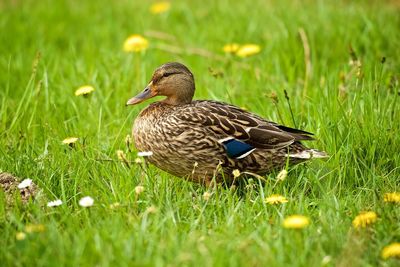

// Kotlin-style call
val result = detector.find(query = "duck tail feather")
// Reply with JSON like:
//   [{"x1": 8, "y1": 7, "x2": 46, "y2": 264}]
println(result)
[{"x1": 287, "y1": 149, "x2": 329, "y2": 159}]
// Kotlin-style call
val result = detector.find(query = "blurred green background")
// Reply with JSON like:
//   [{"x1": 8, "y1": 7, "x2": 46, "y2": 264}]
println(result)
[{"x1": 1, "y1": 0, "x2": 399, "y2": 266}]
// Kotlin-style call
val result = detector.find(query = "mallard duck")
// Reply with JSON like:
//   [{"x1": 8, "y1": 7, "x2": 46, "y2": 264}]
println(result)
[{"x1": 127, "y1": 62, "x2": 327, "y2": 184}]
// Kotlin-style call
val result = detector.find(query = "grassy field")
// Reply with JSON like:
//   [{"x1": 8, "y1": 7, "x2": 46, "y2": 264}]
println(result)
[{"x1": 1, "y1": 0, "x2": 399, "y2": 266}]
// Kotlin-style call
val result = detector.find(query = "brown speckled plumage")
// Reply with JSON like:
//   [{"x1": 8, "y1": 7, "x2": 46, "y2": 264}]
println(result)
[{"x1": 127, "y1": 62, "x2": 327, "y2": 184}]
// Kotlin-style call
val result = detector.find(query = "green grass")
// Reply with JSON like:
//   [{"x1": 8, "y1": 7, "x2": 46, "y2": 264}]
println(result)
[{"x1": 1, "y1": 0, "x2": 399, "y2": 266}]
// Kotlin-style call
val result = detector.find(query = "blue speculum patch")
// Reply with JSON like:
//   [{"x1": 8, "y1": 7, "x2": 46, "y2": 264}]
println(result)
[{"x1": 221, "y1": 139, "x2": 255, "y2": 158}]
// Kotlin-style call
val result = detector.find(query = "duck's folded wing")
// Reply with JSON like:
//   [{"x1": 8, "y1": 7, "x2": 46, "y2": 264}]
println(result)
[{"x1": 179, "y1": 101, "x2": 312, "y2": 152}]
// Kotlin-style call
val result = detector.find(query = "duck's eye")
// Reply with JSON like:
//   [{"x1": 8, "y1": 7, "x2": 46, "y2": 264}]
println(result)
[{"x1": 162, "y1": 72, "x2": 174, "y2": 78}]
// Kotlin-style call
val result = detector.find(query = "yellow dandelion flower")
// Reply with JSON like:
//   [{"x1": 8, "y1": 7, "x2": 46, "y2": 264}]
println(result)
[
  {"x1": 135, "y1": 185, "x2": 144, "y2": 195},
  {"x1": 276, "y1": 169, "x2": 288, "y2": 181},
  {"x1": 223, "y1": 43, "x2": 240, "y2": 53},
  {"x1": 283, "y1": 215, "x2": 310, "y2": 229},
  {"x1": 116, "y1": 150, "x2": 127, "y2": 161},
  {"x1": 150, "y1": 1, "x2": 171, "y2": 14},
  {"x1": 321, "y1": 255, "x2": 332, "y2": 265},
  {"x1": 232, "y1": 169, "x2": 241, "y2": 178},
  {"x1": 236, "y1": 44, "x2": 261, "y2": 58},
  {"x1": 125, "y1": 134, "x2": 132, "y2": 149},
  {"x1": 123, "y1": 34, "x2": 149, "y2": 52},
  {"x1": 16, "y1": 232, "x2": 26, "y2": 240},
  {"x1": 265, "y1": 194, "x2": 288, "y2": 205},
  {"x1": 352, "y1": 211, "x2": 377, "y2": 228},
  {"x1": 75, "y1": 85, "x2": 95, "y2": 96},
  {"x1": 134, "y1": 158, "x2": 143, "y2": 164},
  {"x1": 203, "y1": 191, "x2": 211, "y2": 201},
  {"x1": 62, "y1": 137, "x2": 78, "y2": 145},
  {"x1": 25, "y1": 224, "x2": 46, "y2": 233},
  {"x1": 109, "y1": 202, "x2": 121, "y2": 209},
  {"x1": 117, "y1": 149, "x2": 130, "y2": 167},
  {"x1": 381, "y1": 242, "x2": 400, "y2": 260},
  {"x1": 384, "y1": 192, "x2": 400, "y2": 203},
  {"x1": 146, "y1": 206, "x2": 158, "y2": 214}
]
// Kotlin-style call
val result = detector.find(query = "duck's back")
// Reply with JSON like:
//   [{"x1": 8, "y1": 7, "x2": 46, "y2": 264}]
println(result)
[{"x1": 133, "y1": 100, "x2": 326, "y2": 184}]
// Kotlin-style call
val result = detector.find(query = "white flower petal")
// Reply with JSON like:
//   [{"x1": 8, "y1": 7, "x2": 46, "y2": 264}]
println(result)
[
  {"x1": 137, "y1": 151, "x2": 153, "y2": 157},
  {"x1": 47, "y1": 199, "x2": 63, "y2": 207},
  {"x1": 79, "y1": 196, "x2": 94, "y2": 207},
  {"x1": 17, "y1": 179, "x2": 32, "y2": 189}
]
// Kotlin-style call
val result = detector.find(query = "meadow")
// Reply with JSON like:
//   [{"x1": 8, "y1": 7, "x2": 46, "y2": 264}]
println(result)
[{"x1": 0, "y1": 0, "x2": 399, "y2": 266}]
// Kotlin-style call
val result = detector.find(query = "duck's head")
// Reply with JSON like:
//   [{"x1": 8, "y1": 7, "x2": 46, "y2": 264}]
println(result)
[{"x1": 126, "y1": 62, "x2": 195, "y2": 106}]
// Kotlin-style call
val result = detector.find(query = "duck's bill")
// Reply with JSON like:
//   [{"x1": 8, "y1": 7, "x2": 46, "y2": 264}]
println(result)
[{"x1": 126, "y1": 85, "x2": 153, "y2": 106}]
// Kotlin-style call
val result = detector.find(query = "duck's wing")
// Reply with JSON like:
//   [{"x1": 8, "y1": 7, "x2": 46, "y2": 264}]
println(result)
[{"x1": 178, "y1": 100, "x2": 314, "y2": 158}]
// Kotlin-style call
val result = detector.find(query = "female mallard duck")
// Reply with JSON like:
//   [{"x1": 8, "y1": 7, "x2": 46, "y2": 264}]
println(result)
[{"x1": 127, "y1": 62, "x2": 327, "y2": 184}]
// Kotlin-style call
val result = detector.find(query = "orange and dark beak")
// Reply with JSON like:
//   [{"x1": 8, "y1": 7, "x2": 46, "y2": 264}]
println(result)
[{"x1": 126, "y1": 81, "x2": 155, "y2": 106}]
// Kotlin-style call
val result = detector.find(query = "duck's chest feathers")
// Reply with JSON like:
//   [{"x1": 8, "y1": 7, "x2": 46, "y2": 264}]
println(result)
[{"x1": 133, "y1": 103, "x2": 185, "y2": 152}]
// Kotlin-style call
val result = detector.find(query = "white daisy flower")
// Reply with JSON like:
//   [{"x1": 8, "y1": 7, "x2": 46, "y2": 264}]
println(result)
[
  {"x1": 47, "y1": 199, "x2": 63, "y2": 207},
  {"x1": 79, "y1": 196, "x2": 94, "y2": 207},
  {"x1": 18, "y1": 179, "x2": 32, "y2": 189},
  {"x1": 137, "y1": 151, "x2": 153, "y2": 157}
]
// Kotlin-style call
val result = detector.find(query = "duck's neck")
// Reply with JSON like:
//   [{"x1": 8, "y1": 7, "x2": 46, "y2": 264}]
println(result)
[
  {"x1": 162, "y1": 96, "x2": 192, "y2": 106},
  {"x1": 161, "y1": 81, "x2": 195, "y2": 106}
]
